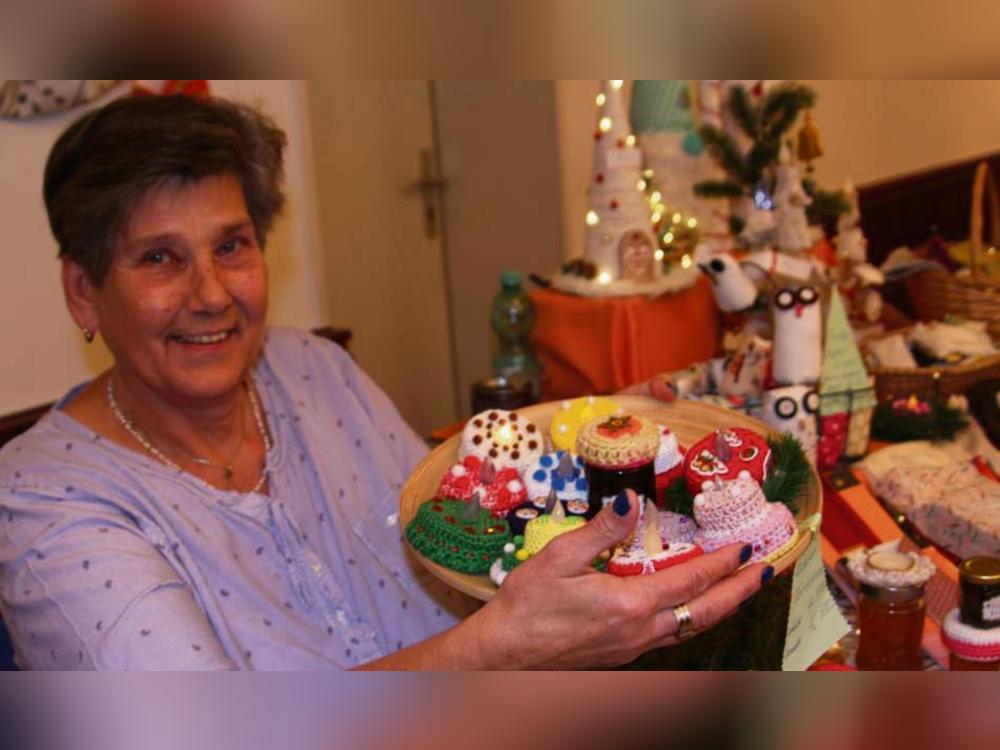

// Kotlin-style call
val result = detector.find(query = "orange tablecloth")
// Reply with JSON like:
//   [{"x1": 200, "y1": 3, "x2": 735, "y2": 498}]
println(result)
[{"x1": 530, "y1": 278, "x2": 720, "y2": 399}]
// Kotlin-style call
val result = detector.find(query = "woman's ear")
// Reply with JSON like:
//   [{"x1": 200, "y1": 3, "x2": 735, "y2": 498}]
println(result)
[{"x1": 61, "y1": 259, "x2": 100, "y2": 335}]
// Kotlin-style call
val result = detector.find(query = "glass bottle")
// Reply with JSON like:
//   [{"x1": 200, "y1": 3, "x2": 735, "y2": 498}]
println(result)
[
  {"x1": 856, "y1": 583, "x2": 926, "y2": 671},
  {"x1": 490, "y1": 270, "x2": 540, "y2": 400}
]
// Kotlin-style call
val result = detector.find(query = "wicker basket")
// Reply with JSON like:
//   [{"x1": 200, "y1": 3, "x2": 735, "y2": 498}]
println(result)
[
  {"x1": 862, "y1": 326, "x2": 1000, "y2": 402},
  {"x1": 905, "y1": 162, "x2": 1000, "y2": 339}
]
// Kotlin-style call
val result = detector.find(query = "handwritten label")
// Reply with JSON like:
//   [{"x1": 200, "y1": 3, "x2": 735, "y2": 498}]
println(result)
[
  {"x1": 781, "y1": 536, "x2": 851, "y2": 671},
  {"x1": 819, "y1": 292, "x2": 877, "y2": 415}
]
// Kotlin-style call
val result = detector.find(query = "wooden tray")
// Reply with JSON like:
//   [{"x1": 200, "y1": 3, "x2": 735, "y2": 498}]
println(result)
[{"x1": 400, "y1": 396, "x2": 822, "y2": 601}]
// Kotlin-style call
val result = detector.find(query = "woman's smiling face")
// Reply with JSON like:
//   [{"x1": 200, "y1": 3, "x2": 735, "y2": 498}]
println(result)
[{"x1": 90, "y1": 172, "x2": 269, "y2": 406}]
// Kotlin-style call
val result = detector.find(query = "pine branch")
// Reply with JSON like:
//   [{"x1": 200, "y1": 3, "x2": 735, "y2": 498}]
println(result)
[
  {"x1": 698, "y1": 124, "x2": 748, "y2": 185},
  {"x1": 807, "y1": 188, "x2": 852, "y2": 221},
  {"x1": 760, "y1": 83, "x2": 816, "y2": 143},
  {"x1": 761, "y1": 434, "x2": 811, "y2": 513},
  {"x1": 727, "y1": 85, "x2": 758, "y2": 140},
  {"x1": 693, "y1": 179, "x2": 744, "y2": 198},
  {"x1": 746, "y1": 141, "x2": 780, "y2": 185}
]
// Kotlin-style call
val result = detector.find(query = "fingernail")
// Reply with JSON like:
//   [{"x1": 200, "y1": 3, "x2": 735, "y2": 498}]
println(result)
[
  {"x1": 613, "y1": 491, "x2": 630, "y2": 517},
  {"x1": 739, "y1": 544, "x2": 753, "y2": 564},
  {"x1": 761, "y1": 566, "x2": 775, "y2": 585}
]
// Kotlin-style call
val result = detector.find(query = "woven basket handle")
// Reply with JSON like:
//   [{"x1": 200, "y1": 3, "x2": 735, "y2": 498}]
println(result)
[{"x1": 969, "y1": 161, "x2": 1000, "y2": 280}]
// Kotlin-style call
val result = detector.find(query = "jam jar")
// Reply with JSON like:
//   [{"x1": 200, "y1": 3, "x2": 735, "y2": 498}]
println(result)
[
  {"x1": 847, "y1": 546, "x2": 937, "y2": 671},
  {"x1": 576, "y1": 414, "x2": 659, "y2": 520}
]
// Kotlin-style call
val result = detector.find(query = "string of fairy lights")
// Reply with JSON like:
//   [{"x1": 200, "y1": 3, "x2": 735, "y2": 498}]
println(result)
[{"x1": 570, "y1": 79, "x2": 703, "y2": 284}]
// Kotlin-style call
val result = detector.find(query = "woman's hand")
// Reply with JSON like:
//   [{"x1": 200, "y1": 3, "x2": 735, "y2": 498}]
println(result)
[
  {"x1": 618, "y1": 376, "x2": 677, "y2": 403},
  {"x1": 465, "y1": 491, "x2": 770, "y2": 669}
]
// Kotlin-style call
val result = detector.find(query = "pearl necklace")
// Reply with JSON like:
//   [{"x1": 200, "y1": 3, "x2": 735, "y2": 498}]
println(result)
[{"x1": 106, "y1": 377, "x2": 272, "y2": 494}]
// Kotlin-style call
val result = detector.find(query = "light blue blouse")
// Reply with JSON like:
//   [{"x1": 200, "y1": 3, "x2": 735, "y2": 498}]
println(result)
[{"x1": 0, "y1": 327, "x2": 476, "y2": 670}]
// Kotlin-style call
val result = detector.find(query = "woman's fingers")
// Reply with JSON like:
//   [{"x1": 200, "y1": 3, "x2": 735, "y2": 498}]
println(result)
[
  {"x1": 648, "y1": 561, "x2": 771, "y2": 648},
  {"x1": 532, "y1": 490, "x2": 639, "y2": 575},
  {"x1": 632, "y1": 542, "x2": 753, "y2": 612}
]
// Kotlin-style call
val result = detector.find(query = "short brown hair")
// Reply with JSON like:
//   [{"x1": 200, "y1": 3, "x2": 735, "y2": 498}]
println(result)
[{"x1": 44, "y1": 94, "x2": 287, "y2": 285}]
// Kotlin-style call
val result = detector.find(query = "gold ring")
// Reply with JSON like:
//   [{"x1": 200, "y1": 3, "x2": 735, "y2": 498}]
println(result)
[{"x1": 672, "y1": 603, "x2": 694, "y2": 640}]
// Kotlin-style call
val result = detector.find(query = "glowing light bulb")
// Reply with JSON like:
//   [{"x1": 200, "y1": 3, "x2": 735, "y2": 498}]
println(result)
[
  {"x1": 599, "y1": 116, "x2": 612, "y2": 133},
  {"x1": 650, "y1": 191, "x2": 662, "y2": 204},
  {"x1": 651, "y1": 211, "x2": 662, "y2": 224},
  {"x1": 497, "y1": 424, "x2": 513, "y2": 444},
  {"x1": 681, "y1": 254, "x2": 693, "y2": 269},
  {"x1": 636, "y1": 179, "x2": 647, "y2": 190},
  {"x1": 610, "y1": 80, "x2": 624, "y2": 90},
  {"x1": 625, "y1": 134, "x2": 636, "y2": 147},
  {"x1": 643, "y1": 169, "x2": 653, "y2": 178},
  {"x1": 663, "y1": 232, "x2": 674, "y2": 243},
  {"x1": 597, "y1": 270, "x2": 613, "y2": 285},
  {"x1": 585, "y1": 210, "x2": 600, "y2": 226},
  {"x1": 595, "y1": 93, "x2": 606, "y2": 106},
  {"x1": 654, "y1": 249, "x2": 665, "y2": 261},
  {"x1": 687, "y1": 217, "x2": 698, "y2": 228},
  {"x1": 672, "y1": 212, "x2": 682, "y2": 224}
]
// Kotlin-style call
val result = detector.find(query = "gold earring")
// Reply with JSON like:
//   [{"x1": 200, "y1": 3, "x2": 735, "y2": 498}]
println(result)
[{"x1": 82, "y1": 327, "x2": 95, "y2": 343}]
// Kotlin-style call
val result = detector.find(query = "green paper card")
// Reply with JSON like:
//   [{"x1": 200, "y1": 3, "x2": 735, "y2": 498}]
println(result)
[{"x1": 781, "y1": 535, "x2": 851, "y2": 671}]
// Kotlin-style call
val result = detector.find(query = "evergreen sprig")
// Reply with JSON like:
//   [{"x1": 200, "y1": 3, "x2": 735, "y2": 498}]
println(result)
[
  {"x1": 693, "y1": 179, "x2": 743, "y2": 199},
  {"x1": 871, "y1": 400, "x2": 969, "y2": 442},
  {"x1": 697, "y1": 123, "x2": 749, "y2": 185}
]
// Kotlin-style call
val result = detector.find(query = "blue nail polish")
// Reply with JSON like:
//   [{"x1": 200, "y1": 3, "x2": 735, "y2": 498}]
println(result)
[
  {"x1": 612, "y1": 491, "x2": 630, "y2": 517},
  {"x1": 739, "y1": 544, "x2": 753, "y2": 564},
  {"x1": 761, "y1": 566, "x2": 775, "y2": 585}
]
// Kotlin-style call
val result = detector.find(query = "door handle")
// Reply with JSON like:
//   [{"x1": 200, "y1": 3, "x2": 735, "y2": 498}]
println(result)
[{"x1": 408, "y1": 147, "x2": 447, "y2": 238}]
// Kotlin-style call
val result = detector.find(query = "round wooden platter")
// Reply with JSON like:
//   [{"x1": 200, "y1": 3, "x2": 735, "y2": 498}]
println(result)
[{"x1": 400, "y1": 395, "x2": 821, "y2": 601}]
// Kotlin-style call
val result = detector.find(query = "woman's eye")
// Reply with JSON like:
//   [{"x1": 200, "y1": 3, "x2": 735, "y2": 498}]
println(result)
[
  {"x1": 218, "y1": 237, "x2": 245, "y2": 255},
  {"x1": 142, "y1": 249, "x2": 171, "y2": 265}
]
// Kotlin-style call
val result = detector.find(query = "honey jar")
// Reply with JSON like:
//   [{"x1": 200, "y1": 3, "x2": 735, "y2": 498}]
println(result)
[{"x1": 846, "y1": 545, "x2": 936, "y2": 671}]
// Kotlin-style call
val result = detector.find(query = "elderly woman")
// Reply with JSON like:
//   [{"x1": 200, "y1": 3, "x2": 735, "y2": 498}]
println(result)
[{"x1": 0, "y1": 95, "x2": 769, "y2": 670}]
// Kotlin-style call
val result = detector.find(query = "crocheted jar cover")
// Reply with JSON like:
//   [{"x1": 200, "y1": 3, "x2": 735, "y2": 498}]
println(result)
[
  {"x1": 576, "y1": 414, "x2": 660, "y2": 469},
  {"x1": 941, "y1": 608, "x2": 1000, "y2": 662},
  {"x1": 549, "y1": 396, "x2": 622, "y2": 452},
  {"x1": 683, "y1": 427, "x2": 771, "y2": 494},
  {"x1": 405, "y1": 499, "x2": 511, "y2": 574},
  {"x1": 458, "y1": 409, "x2": 545, "y2": 472},
  {"x1": 522, "y1": 514, "x2": 585, "y2": 556},
  {"x1": 437, "y1": 454, "x2": 527, "y2": 517},
  {"x1": 607, "y1": 543, "x2": 704, "y2": 577}
]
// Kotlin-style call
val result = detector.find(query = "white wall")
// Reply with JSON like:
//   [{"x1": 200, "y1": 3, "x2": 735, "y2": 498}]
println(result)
[
  {"x1": 0, "y1": 80, "x2": 325, "y2": 414},
  {"x1": 805, "y1": 80, "x2": 1000, "y2": 188}
]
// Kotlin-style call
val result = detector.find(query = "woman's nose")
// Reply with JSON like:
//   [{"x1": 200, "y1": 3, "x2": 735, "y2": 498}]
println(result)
[{"x1": 190, "y1": 259, "x2": 231, "y2": 312}]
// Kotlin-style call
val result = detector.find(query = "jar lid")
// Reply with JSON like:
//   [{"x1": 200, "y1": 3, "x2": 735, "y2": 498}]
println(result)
[
  {"x1": 959, "y1": 556, "x2": 1000, "y2": 585},
  {"x1": 576, "y1": 414, "x2": 659, "y2": 469},
  {"x1": 846, "y1": 543, "x2": 936, "y2": 589}
]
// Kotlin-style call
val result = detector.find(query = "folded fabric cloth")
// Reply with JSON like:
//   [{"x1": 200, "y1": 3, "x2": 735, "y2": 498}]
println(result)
[
  {"x1": 869, "y1": 461, "x2": 1000, "y2": 559},
  {"x1": 909, "y1": 320, "x2": 996, "y2": 360}
]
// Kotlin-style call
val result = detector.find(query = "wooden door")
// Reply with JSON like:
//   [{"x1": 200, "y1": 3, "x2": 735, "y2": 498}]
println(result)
[{"x1": 306, "y1": 81, "x2": 460, "y2": 436}]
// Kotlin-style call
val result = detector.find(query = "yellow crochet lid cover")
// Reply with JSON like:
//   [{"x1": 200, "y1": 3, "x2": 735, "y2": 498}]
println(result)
[
  {"x1": 576, "y1": 414, "x2": 660, "y2": 469},
  {"x1": 549, "y1": 396, "x2": 622, "y2": 452}
]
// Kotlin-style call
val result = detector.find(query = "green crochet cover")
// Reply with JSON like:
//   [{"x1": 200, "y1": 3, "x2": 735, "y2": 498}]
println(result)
[{"x1": 406, "y1": 499, "x2": 511, "y2": 575}]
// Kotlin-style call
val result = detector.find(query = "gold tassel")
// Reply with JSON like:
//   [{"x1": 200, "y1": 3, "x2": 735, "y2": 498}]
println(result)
[{"x1": 797, "y1": 111, "x2": 823, "y2": 162}]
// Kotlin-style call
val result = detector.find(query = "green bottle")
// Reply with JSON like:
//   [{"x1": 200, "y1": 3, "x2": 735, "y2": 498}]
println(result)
[{"x1": 490, "y1": 270, "x2": 540, "y2": 399}]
